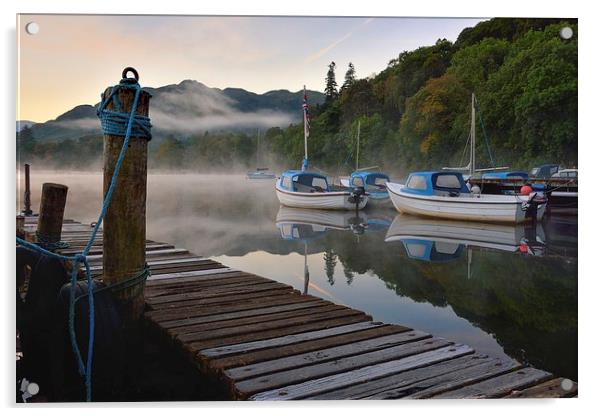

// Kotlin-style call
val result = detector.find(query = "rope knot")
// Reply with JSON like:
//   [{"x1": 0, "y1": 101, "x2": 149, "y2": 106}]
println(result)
[{"x1": 97, "y1": 67, "x2": 152, "y2": 141}]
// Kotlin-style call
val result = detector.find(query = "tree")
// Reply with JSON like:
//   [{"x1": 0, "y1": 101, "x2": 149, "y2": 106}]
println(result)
[
  {"x1": 341, "y1": 62, "x2": 356, "y2": 92},
  {"x1": 324, "y1": 61, "x2": 339, "y2": 104},
  {"x1": 324, "y1": 249, "x2": 337, "y2": 285}
]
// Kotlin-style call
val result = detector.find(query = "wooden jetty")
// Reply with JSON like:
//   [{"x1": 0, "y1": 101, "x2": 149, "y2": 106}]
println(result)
[{"x1": 20, "y1": 215, "x2": 577, "y2": 400}]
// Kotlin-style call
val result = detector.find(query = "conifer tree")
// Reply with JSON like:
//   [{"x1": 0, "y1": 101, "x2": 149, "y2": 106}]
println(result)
[
  {"x1": 341, "y1": 62, "x2": 356, "y2": 91},
  {"x1": 324, "y1": 61, "x2": 339, "y2": 103}
]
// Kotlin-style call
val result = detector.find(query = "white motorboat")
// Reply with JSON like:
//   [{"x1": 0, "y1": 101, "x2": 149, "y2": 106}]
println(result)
[{"x1": 386, "y1": 171, "x2": 547, "y2": 223}]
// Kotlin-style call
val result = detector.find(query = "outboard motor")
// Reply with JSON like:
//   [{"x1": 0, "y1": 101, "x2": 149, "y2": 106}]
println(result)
[
  {"x1": 348, "y1": 215, "x2": 367, "y2": 235},
  {"x1": 348, "y1": 186, "x2": 366, "y2": 212},
  {"x1": 523, "y1": 191, "x2": 548, "y2": 222}
]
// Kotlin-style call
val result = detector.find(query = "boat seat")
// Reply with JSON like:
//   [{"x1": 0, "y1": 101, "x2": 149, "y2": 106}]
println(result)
[
  {"x1": 293, "y1": 183, "x2": 317, "y2": 193},
  {"x1": 433, "y1": 189, "x2": 462, "y2": 197}
]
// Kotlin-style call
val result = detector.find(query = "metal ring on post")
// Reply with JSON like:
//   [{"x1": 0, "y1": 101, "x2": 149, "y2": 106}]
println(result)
[{"x1": 121, "y1": 67, "x2": 139, "y2": 83}]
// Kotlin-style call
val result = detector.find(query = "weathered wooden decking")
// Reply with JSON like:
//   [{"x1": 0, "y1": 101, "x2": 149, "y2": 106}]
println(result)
[{"x1": 21, "y1": 216, "x2": 578, "y2": 400}]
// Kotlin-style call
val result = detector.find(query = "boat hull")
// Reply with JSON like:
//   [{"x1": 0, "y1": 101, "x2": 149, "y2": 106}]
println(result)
[
  {"x1": 276, "y1": 184, "x2": 369, "y2": 210},
  {"x1": 386, "y1": 182, "x2": 546, "y2": 223}
]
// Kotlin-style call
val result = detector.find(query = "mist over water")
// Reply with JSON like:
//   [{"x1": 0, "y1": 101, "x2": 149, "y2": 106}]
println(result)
[{"x1": 17, "y1": 171, "x2": 578, "y2": 381}]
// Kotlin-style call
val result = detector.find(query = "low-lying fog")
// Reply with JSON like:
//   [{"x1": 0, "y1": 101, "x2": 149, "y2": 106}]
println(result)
[{"x1": 17, "y1": 170, "x2": 285, "y2": 256}]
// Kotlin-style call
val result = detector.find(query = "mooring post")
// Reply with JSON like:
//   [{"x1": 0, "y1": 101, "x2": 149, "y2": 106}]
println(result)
[
  {"x1": 101, "y1": 71, "x2": 151, "y2": 322},
  {"x1": 23, "y1": 163, "x2": 33, "y2": 216},
  {"x1": 37, "y1": 183, "x2": 68, "y2": 246},
  {"x1": 16, "y1": 214, "x2": 25, "y2": 239}
]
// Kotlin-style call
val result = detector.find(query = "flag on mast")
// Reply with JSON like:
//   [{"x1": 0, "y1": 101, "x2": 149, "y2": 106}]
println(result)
[
  {"x1": 302, "y1": 86, "x2": 310, "y2": 171},
  {"x1": 303, "y1": 87, "x2": 310, "y2": 134}
]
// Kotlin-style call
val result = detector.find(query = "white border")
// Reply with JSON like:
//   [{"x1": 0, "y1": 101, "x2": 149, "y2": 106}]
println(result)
[{"x1": 2, "y1": 0, "x2": 599, "y2": 414}]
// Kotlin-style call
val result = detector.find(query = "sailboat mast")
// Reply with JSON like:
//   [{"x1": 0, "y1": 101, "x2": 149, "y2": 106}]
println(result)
[
  {"x1": 303, "y1": 242, "x2": 309, "y2": 295},
  {"x1": 356, "y1": 121, "x2": 360, "y2": 171},
  {"x1": 256, "y1": 129, "x2": 260, "y2": 168},
  {"x1": 303, "y1": 85, "x2": 309, "y2": 171},
  {"x1": 470, "y1": 93, "x2": 476, "y2": 176}
]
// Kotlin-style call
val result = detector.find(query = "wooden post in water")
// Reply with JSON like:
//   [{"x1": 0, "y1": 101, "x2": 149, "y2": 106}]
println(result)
[
  {"x1": 16, "y1": 215, "x2": 25, "y2": 239},
  {"x1": 101, "y1": 69, "x2": 151, "y2": 322},
  {"x1": 37, "y1": 183, "x2": 69, "y2": 245},
  {"x1": 23, "y1": 163, "x2": 33, "y2": 216}
]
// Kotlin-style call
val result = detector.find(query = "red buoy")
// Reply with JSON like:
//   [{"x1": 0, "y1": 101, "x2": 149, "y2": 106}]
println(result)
[{"x1": 520, "y1": 185, "x2": 533, "y2": 195}]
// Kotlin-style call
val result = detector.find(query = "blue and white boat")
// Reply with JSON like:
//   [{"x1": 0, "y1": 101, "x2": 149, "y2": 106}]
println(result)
[
  {"x1": 275, "y1": 87, "x2": 368, "y2": 211},
  {"x1": 340, "y1": 171, "x2": 391, "y2": 204},
  {"x1": 339, "y1": 121, "x2": 391, "y2": 204},
  {"x1": 386, "y1": 171, "x2": 547, "y2": 223},
  {"x1": 276, "y1": 170, "x2": 368, "y2": 210}
]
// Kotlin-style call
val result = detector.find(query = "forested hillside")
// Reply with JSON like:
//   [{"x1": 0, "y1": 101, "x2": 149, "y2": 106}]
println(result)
[
  {"x1": 17, "y1": 18, "x2": 577, "y2": 174},
  {"x1": 265, "y1": 18, "x2": 577, "y2": 175}
]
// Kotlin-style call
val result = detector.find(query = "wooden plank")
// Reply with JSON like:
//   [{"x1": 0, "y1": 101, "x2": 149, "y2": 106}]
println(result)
[
  {"x1": 146, "y1": 281, "x2": 290, "y2": 302},
  {"x1": 200, "y1": 321, "x2": 387, "y2": 358},
  {"x1": 205, "y1": 324, "x2": 408, "y2": 373},
  {"x1": 170, "y1": 304, "x2": 344, "y2": 336},
  {"x1": 161, "y1": 300, "x2": 329, "y2": 330},
  {"x1": 148, "y1": 294, "x2": 323, "y2": 323},
  {"x1": 146, "y1": 268, "x2": 238, "y2": 282},
  {"x1": 430, "y1": 367, "x2": 553, "y2": 399},
  {"x1": 146, "y1": 283, "x2": 293, "y2": 305},
  {"x1": 178, "y1": 307, "x2": 365, "y2": 344},
  {"x1": 158, "y1": 300, "x2": 332, "y2": 331},
  {"x1": 145, "y1": 276, "x2": 276, "y2": 298},
  {"x1": 504, "y1": 377, "x2": 577, "y2": 398},
  {"x1": 189, "y1": 315, "x2": 372, "y2": 353},
  {"x1": 88, "y1": 256, "x2": 210, "y2": 271},
  {"x1": 235, "y1": 337, "x2": 452, "y2": 398},
  {"x1": 149, "y1": 288, "x2": 298, "y2": 311},
  {"x1": 146, "y1": 270, "x2": 250, "y2": 288},
  {"x1": 60, "y1": 242, "x2": 173, "y2": 255},
  {"x1": 225, "y1": 330, "x2": 431, "y2": 381},
  {"x1": 85, "y1": 248, "x2": 190, "y2": 262},
  {"x1": 146, "y1": 274, "x2": 274, "y2": 294},
  {"x1": 86, "y1": 247, "x2": 188, "y2": 260},
  {"x1": 368, "y1": 357, "x2": 522, "y2": 399},
  {"x1": 309, "y1": 354, "x2": 493, "y2": 400},
  {"x1": 249, "y1": 344, "x2": 473, "y2": 400}
]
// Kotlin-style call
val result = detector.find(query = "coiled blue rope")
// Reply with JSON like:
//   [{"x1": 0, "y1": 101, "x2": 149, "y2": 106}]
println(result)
[{"x1": 16, "y1": 75, "x2": 151, "y2": 401}]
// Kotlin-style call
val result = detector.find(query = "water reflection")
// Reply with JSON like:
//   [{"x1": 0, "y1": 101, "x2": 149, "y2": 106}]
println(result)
[
  {"x1": 270, "y1": 207, "x2": 577, "y2": 380},
  {"x1": 385, "y1": 216, "x2": 548, "y2": 263},
  {"x1": 19, "y1": 173, "x2": 577, "y2": 381}
]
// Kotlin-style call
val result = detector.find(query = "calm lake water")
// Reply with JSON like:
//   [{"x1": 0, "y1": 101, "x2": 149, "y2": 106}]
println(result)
[{"x1": 19, "y1": 172, "x2": 578, "y2": 381}]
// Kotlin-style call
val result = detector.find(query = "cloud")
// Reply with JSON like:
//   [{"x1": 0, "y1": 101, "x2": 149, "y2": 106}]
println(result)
[
  {"x1": 148, "y1": 80, "x2": 296, "y2": 133},
  {"x1": 304, "y1": 18, "x2": 374, "y2": 64},
  {"x1": 150, "y1": 109, "x2": 295, "y2": 134}
]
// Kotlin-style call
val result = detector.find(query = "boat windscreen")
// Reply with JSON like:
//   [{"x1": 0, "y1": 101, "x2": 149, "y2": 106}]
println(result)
[{"x1": 433, "y1": 173, "x2": 467, "y2": 192}]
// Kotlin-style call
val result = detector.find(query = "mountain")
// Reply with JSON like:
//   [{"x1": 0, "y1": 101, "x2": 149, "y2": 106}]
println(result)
[
  {"x1": 16, "y1": 120, "x2": 36, "y2": 132},
  {"x1": 25, "y1": 80, "x2": 324, "y2": 142}
]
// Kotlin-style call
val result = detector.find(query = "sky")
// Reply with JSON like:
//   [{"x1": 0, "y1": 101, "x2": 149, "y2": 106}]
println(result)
[{"x1": 17, "y1": 14, "x2": 485, "y2": 123}]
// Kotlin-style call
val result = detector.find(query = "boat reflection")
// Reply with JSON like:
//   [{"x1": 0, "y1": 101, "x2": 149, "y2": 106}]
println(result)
[
  {"x1": 275, "y1": 207, "x2": 393, "y2": 293},
  {"x1": 385, "y1": 214, "x2": 547, "y2": 262}
]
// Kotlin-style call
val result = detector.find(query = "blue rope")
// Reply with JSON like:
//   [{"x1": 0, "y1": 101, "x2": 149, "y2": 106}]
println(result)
[{"x1": 16, "y1": 77, "x2": 151, "y2": 401}]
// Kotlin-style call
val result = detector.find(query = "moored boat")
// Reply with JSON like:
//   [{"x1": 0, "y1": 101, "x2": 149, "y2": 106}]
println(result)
[
  {"x1": 276, "y1": 170, "x2": 368, "y2": 210},
  {"x1": 275, "y1": 87, "x2": 368, "y2": 211},
  {"x1": 246, "y1": 168, "x2": 276, "y2": 180},
  {"x1": 339, "y1": 121, "x2": 391, "y2": 204},
  {"x1": 340, "y1": 171, "x2": 390, "y2": 204},
  {"x1": 247, "y1": 130, "x2": 276, "y2": 179},
  {"x1": 386, "y1": 171, "x2": 547, "y2": 223}
]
